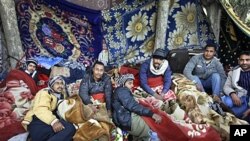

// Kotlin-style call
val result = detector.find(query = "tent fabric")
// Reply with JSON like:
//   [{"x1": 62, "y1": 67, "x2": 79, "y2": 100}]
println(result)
[
  {"x1": 164, "y1": 0, "x2": 217, "y2": 50},
  {"x1": 219, "y1": 0, "x2": 250, "y2": 37},
  {"x1": 102, "y1": 0, "x2": 157, "y2": 66},
  {"x1": 16, "y1": 0, "x2": 103, "y2": 66}
]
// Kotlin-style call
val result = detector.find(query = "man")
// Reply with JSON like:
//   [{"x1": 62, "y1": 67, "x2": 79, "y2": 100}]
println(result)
[
  {"x1": 183, "y1": 44, "x2": 227, "y2": 100},
  {"x1": 22, "y1": 75, "x2": 76, "y2": 141},
  {"x1": 79, "y1": 61, "x2": 112, "y2": 116},
  {"x1": 23, "y1": 58, "x2": 39, "y2": 83},
  {"x1": 112, "y1": 74, "x2": 162, "y2": 140},
  {"x1": 139, "y1": 48, "x2": 172, "y2": 100},
  {"x1": 222, "y1": 51, "x2": 250, "y2": 119}
]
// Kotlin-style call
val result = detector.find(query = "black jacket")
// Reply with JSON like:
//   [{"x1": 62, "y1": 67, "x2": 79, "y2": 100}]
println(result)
[
  {"x1": 112, "y1": 86, "x2": 154, "y2": 131},
  {"x1": 79, "y1": 71, "x2": 112, "y2": 110}
]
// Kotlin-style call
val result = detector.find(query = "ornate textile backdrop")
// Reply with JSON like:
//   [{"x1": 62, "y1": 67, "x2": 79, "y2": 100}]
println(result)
[
  {"x1": 218, "y1": 12, "x2": 250, "y2": 67},
  {"x1": 102, "y1": 0, "x2": 157, "y2": 66},
  {"x1": 165, "y1": 0, "x2": 217, "y2": 50},
  {"x1": 16, "y1": 0, "x2": 102, "y2": 66}
]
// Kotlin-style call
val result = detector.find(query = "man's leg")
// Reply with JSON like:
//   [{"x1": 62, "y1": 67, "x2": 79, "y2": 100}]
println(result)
[
  {"x1": 47, "y1": 119, "x2": 76, "y2": 141},
  {"x1": 201, "y1": 73, "x2": 221, "y2": 96},
  {"x1": 221, "y1": 96, "x2": 248, "y2": 117},
  {"x1": 28, "y1": 116, "x2": 55, "y2": 141},
  {"x1": 192, "y1": 76, "x2": 205, "y2": 92}
]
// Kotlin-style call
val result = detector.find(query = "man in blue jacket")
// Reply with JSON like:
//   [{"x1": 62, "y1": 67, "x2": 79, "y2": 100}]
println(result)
[{"x1": 139, "y1": 48, "x2": 172, "y2": 100}]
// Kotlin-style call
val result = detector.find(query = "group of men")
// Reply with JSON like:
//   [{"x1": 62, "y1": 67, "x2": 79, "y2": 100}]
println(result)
[{"x1": 21, "y1": 44, "x2": 250, "y2": 140}]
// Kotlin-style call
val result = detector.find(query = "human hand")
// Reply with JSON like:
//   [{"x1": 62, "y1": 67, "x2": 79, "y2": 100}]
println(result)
[
  {"x1": 89, "y1": 104, "x2": 98, "y2": 113},
  {"x1": 52, "y1": 121, "x2": 65, "y2": 133},
  {"x1": 242, "y1": 109, "x2": 250, "y2": 119},
  {"x1": 230, "y1": 93, "x2": 241, "y2": 106},
  {"x1": 195, "y1": 84, "x2": 203, "y2": 92},
  {"x1": 153, "y1": 93, "x2": 163, "y2": 101},
  {"x1": 152, "y1": 113, "x2": 162, "y2": 124}
]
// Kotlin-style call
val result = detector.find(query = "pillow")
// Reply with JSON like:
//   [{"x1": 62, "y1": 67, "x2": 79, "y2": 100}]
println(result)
[{"x1": 50, "y1": 66, "x2": 70, "y2": 78}]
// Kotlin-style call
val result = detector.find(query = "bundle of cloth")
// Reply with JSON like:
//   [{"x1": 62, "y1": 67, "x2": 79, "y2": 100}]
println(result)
[
  {"x1": 0, "y1": 69, "x2": 37, "y2": 140},
  {"x1": 57, "y1": 94, "x2": 115, "y2": 141},
  {"x1": 172, "y1": 73, "x2": 249, "y2": 141}
]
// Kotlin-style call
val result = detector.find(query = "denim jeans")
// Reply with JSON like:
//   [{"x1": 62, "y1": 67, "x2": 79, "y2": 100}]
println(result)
[
  {"x1": 193, "y1": 73, "x2": 221, "y2": 95},
  {"x1": 221, "y1": 95, "x2": 248, "y2": 118}
]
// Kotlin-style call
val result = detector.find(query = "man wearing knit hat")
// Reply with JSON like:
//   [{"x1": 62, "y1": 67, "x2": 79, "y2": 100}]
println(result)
[
  {"x1": 22, "y1": 75, "x2": 76, "y2": 141},
  {"x1": 139, "y1": 48, "x2": 172, "y2": 100},
  {"x1": 112, "y1": 74, "x2": 162, "y2": 140}
]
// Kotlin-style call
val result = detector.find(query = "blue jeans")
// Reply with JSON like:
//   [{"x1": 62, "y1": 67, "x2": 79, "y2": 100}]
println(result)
[
  {"x1": 193, "y1": 73, "x2": 221, "y2": 95},
  {"x1": 221, "y1": 95, "x2": 248, "y2": 118}
]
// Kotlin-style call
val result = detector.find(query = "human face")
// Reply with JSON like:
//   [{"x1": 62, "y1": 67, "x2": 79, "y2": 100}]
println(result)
[
  {"x1": 52, "y1": 79, "x2": 64, "y2": 93},
  {"x1": 152, "y1": 58, "x2": 164, "y2": 69},
  {"x1": 124, "y1": 80, "x2": 134, "y2": 91},
  {"x1": 93, "y1": 64, "x2": 104, "y2": 81},
  {"x1": 239, "y1": 54, "x2": 250, "y2": 71},
  {"x1": 203, "y1": 46, "x2": 216, "y2": 60},
  {"x1": 27, "y1": 63, "x2": 36, "y2": 73}
]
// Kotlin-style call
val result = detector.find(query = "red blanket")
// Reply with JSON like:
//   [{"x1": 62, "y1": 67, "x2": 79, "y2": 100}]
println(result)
[
  {"x1": 0, "y1": 69, "x2": 38, "y2": 95},
  {"x1": 139, "y1": 99, "x2": 221, "y2": 141}
]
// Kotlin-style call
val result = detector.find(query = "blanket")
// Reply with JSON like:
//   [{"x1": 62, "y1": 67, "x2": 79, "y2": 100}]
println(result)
[
  {"x1": 172, "y1": 73, "x2": 249, "y2": 141},
  {"x1": 57, "y1": 94, "x2": 115, "y2": 141},
  {"x1": 0, "y1": 74, "x2": 34, "y2": 140},
  {"x1": 138, "y1": 98, "x2": 221, "y2": 141}
]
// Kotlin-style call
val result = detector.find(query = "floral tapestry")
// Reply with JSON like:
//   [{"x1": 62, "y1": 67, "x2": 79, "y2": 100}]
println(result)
[
  {"x1": 165, "y1": 0, "x2": 217, "y2": 50},
  {"x1": 16, "y1": 0, "x2": 103, "y2": 66},
  {"x1": 102, "y1": 0, "x2": 157, "y2": 66}
]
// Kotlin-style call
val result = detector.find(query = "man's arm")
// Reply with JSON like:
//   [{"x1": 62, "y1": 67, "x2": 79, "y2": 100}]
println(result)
[
  {"x1": 139, "y1": 62, "x2": 155, "y2": 95},
  {"x1": 161, "y1": 66, "x2": 172, "y2": 94},
  {"x1": 183, "y1": 56, "x2": 197, "y2": 81},
  {"x1": 79, "y1": 75, "x2": 92, "y2": 105},
  {"x1": 104, "y1": 76, "x2": 112, "y2": 110}
]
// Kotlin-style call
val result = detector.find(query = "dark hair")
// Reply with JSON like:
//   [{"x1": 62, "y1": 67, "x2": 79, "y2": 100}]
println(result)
[
  {"x1": 239, "y1": 51, "x2": 250, "y2": 57},
  {"x1": 204, "y1": 44, "x2": 217, "y2": 51},
  {"x1": 93, "y1": 61, "x2": 105, "y2": 68}
]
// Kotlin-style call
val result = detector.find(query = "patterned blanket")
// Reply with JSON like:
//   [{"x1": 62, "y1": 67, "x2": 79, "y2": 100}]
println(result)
[
  {"x1": 16, "y1": 0, "x2": 102, "y2": 66},
  {"x1": 0, "y1": 70, "x2": 35, "y2": 140},
  {"x1": 172, "y1": 73, "x2": 249, "y2": 141}
]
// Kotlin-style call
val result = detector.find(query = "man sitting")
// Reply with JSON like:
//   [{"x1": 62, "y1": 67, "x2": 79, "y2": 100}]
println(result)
[
  {"x1": 79, "y1": 61, "x2": 112, "y2": 117},
  {"x1": 183, "y1": 44, "x2": 227, "y2": 100},
  {"x1": 22, "y1": 75, "x2": 76, "y2": 141},
  {"x1": 222, "y1": 51, "x2": 250, "y2": 120},
  {"x1": 139, "y1": 48, "x2": 172, "y2": 100}
]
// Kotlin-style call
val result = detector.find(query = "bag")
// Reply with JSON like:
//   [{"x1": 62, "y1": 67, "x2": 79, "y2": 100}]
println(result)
[{"x1": 167, "y1": 49, "x2": 189, "y2": 73}]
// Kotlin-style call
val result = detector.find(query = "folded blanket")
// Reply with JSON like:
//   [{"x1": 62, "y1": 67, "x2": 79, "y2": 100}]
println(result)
[{"x1": 57, "y1": 94, "x2": 115, "y2": 141}]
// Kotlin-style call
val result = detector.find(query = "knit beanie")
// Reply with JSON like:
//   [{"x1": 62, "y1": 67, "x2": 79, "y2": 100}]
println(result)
[
  {"x1": 48, "y1": 75, "x2": 65, "y2": 90},
  {"x1": 26, "y1": 58, "x2": 38, "y2": 66},
  {"x1": 117, "y1": 74, "x2": 134, "y2": 86}
]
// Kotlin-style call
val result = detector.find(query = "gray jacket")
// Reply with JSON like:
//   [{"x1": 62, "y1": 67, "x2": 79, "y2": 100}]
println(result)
[
  {"x1": 183, "y1": 54, "x2": 226, "y2": 85},
  {"x1": 79, "y1": 71, "x2": 112, "y2": 110},
  {"x1": 223, "y1": 66, "x2": 248, "y2": 98}
]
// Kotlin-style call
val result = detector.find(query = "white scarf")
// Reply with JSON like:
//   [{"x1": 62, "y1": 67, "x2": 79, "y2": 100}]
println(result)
[{"x1": 150, "y1": 59, "x2": 169, "y2": 75}]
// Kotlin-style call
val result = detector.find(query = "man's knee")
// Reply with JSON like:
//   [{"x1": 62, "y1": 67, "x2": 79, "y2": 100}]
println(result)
[
  {"x1": 211, "y1": 73, "x2": 220, "y2": 81},
  {"x1": 221, "y1": 96, "x2": 233, "y2": 108}
]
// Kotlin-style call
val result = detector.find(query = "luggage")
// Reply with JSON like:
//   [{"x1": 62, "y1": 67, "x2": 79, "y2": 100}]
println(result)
[{"x1": 167, "y1": 49, "x2": 203, "y2": 73}]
